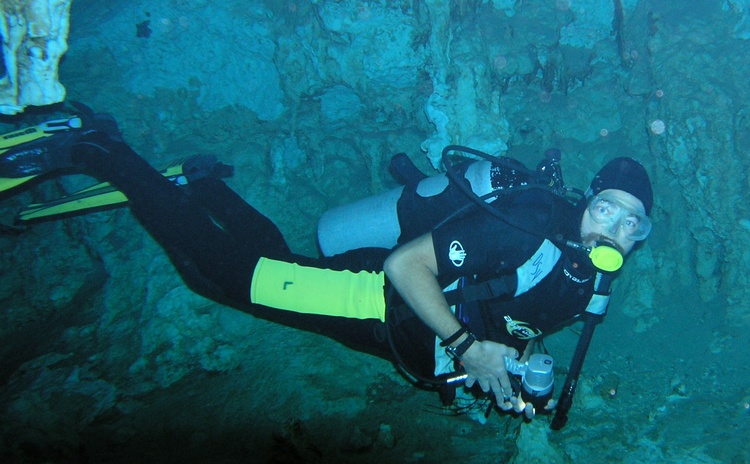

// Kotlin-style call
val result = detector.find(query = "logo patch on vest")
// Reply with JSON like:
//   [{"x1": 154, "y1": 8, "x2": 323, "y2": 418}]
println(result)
[
  {"x1": 504, "y1": 315, "x2": 542, "y2": 340},
  {"x1": 563, "y1": 267, "x2": 591, "y2": 284},
  {"x1": 449, "y1": 240, "x2": 466, "y2": 267}
]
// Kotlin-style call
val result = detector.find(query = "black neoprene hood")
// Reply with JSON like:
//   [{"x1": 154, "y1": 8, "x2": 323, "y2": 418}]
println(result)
[{"x1": 588, "y1": 157, "x2": 653, "y2": 215}]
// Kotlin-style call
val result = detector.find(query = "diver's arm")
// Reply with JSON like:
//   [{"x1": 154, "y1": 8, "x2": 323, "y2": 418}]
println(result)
[
  {"x1": 383, "y1": 233, "x2": 518, "y2": 404},
  {"x1": 384, "y1": 233, "x2": 464, "y2": 341}
]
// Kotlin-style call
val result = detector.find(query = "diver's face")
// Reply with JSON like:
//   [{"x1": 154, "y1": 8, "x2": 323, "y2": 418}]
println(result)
[{"x1": 580, "y1": 189, "x2": 648, "y2": 255}]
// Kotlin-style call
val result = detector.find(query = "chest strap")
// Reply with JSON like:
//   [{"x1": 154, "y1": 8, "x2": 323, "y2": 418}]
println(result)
[{"x1": 442, "y1": 274, "x2": 518, "y2": 306}]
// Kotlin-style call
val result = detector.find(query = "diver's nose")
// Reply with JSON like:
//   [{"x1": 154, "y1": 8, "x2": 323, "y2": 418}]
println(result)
[{"x1": 606, "y1": 219, "x2": 621, "y2": 235}]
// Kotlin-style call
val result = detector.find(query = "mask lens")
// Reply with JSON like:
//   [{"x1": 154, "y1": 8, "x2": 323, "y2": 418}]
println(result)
[{"x1": 588, "y1": 195, "x2": 652, "y2": 241}]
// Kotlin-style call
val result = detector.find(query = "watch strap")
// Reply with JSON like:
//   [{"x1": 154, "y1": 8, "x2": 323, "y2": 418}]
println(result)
[{"x1": 445, "y1": 332, "x2": 477, "y2": 360}]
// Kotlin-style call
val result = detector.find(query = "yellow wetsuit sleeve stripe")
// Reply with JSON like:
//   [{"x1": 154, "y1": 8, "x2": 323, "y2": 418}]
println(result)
[{"x1": 250, "y1": 257, "x2": 387, "y2": 322}]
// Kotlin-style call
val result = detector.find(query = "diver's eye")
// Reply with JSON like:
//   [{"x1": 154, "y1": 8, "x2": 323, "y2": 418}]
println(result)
[
  {"x1": 594, "y1": 199, "x2": 618, "y2": 218},
  {"x1": 623, "y1": 215, "x2": 640, "y2": 231}
]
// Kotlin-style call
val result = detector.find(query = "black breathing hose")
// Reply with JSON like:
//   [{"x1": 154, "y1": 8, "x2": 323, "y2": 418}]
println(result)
[
  {"x1": 550, "y1": 312, "x2": 602, "y2": 430},
  {"x1": 550, "y1": 269, "x2": 614, "y2": 430}
]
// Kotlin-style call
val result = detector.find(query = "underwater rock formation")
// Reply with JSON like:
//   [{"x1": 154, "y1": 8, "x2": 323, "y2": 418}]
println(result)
[{"x1": 0, "y1": 0, "x2": 71, "y2": 115}]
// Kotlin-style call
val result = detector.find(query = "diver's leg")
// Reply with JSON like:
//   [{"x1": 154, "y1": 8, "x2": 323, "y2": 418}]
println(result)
[
  {"x1": 185, "y1": 180, "x2": 399, "y2": 357},
  {"x1": 183, "y1": 177, "x2": 290, "y2": 259},
  {"x1": 70, "y1": 132, "x2": 264, "y2": 305},
  {"x1": 70, "y1": 130, "x2": 398, "y2": 360}
]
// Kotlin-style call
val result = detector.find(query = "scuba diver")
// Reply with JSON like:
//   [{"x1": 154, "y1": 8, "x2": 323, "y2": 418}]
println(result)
[{"x1": 0, "y1": 106, "x2": 653, "y2": 424}]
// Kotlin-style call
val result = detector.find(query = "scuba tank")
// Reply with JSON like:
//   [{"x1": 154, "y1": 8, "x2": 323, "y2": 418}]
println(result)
[
  {"x1": 317, "y1": 184, "x2": 404, "y2": 256},
  {"x1": 317, "y1": 147, "x2": 570, "y2": 257}
]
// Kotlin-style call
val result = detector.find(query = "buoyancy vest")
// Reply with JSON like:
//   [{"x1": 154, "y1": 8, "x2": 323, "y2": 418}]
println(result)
[
  {"x1": 426, "y1": 239, "x2": 610, "y2": 388},
  {"x1": 451, "y1": 240, "x2": 601, "y2": 352}
]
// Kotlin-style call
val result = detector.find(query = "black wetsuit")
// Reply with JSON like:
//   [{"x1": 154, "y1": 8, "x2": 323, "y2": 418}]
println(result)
[
  {"x1": 71, "y1": 131, "x2": 600, "y2": 381},
  {"x1": 70, "y1": 133, "x2": 396, "y2": 357}
]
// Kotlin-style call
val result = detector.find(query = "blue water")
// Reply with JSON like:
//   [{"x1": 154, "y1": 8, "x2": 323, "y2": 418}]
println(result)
[{"x1": 0, "y1": 0, "x2": 748, "y2": 462}]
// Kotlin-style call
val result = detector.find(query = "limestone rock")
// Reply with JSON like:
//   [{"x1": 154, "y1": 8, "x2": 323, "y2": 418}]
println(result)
[{"x1": 0, "y1": 0, "x2": 71, "y2": 115}]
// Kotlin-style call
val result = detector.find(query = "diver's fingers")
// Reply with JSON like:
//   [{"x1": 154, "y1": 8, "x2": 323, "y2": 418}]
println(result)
[
  {"x1": 511, "y1": 395, "x2": 524, "y2": 414},
  {"x1": 545, "y1": 398, "x2": 558, "y2": 411},
  {"x1": 478, "y1": 378, "x2": 493, "y2": 393},
  {"x1": 496, "y1": 395, "x2": 513, "y2": 411},
  {"x1": 524, "y1": 403, "x2": 536, "y2": 419},
  {"x1": 488, "y1": 375, "x2": 503, "y2": 394},
  {"x1": 495, "y1": 364, "x2": 514, "y2": 395}
]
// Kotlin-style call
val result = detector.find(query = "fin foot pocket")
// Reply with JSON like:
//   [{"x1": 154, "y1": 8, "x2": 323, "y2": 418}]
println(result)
[{"x1": 15, "y1": 155, "x2": 235, "y2": 223}]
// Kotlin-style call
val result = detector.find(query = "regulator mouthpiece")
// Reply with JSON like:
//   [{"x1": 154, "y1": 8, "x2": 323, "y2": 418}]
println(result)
[
  {"x1": 562, "y1": 238, "x2": 623, "y2": 273},
  {"x1": 588, "y1": 243, "x2": 623, "y2": 272}
]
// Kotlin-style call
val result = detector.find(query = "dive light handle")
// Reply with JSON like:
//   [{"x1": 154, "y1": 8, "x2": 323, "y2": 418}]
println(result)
[
  {"x1": 444, "y1": 355, "x2": 523, "y2": 384},
  {"x1": 445, "y1": 354, "x2": 554, "y2": 395}
]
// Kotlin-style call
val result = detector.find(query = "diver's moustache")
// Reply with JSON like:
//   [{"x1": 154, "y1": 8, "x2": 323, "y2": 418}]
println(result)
[{"x1": 581, "y1": 233, "x2": 625, "y2": 256}]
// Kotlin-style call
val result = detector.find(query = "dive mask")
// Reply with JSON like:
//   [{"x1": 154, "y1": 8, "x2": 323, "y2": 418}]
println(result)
[{"x1": 588, "y1": 193, "x2": 652, "y2": 241}]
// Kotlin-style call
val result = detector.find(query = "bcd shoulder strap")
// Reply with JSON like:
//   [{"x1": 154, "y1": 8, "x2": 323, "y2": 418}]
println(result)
[{"x1": 442, "y1": 274, "x2": 518, "y2": 306}]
